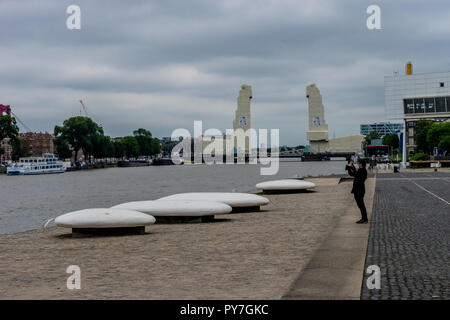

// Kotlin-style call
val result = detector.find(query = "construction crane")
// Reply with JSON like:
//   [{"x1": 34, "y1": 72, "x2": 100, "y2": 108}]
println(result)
[
  {"x1": 79, "y1": 100, "x2": 90, "y2": 117},
  {"x1": 79, "y1": 99, "x2": 102, "y2": 127},
  {"x1": 11, "y1": 111, "x2": 32, "y2": 132},
  {"x1": 2, "y1": 104, "x2": 32, "y2": 132},
  {"x1": 1, "y1": 104, "x2": 32, "y2": 132}
]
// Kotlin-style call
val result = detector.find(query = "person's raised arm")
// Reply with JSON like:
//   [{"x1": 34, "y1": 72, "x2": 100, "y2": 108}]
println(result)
[{"x1": 346, "y1": 161, "x2": 356, "y2": 176}]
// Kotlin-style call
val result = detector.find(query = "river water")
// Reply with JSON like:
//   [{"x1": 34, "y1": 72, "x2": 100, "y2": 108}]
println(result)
[{"x1": 0, "y1": 160, "x2": 346, "y2": 234}]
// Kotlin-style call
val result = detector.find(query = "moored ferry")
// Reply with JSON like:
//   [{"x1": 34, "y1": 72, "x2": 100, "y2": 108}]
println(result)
[{"x1": 7, "y1": 153, "x2": 66, "y2": 175}]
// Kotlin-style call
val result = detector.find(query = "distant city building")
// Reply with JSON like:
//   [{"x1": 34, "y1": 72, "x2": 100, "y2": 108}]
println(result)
[
  {"x1": 360, "y1": 122, "x2": 403, "y2": 136},
  {"x1": 384, "y1": 62, "x2": 450, "y2": 155},
  {"x1": 1, "y1": 138, "x2": 13, "y2": 162},
  {"x1": 161, "y1": 136, "x2": 183, "y2": 143},
  {"x1": 306, "y1": 84, "x2": 363, "y2": 153},
  {"x1": 19, "y1": 132, "x2": 54, "y2": 157},
  {"x1": 370, "y1": 139, "x2": 382, "y2": 145}
]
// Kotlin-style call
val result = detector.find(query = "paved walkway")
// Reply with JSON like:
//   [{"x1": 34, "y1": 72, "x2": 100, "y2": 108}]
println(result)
[
  {"x1": 361, "y1": 171, "x2": 450, "y2": 300},
  {"x1": 283, "y1": 178, "x2": 376, "y2": 299}
]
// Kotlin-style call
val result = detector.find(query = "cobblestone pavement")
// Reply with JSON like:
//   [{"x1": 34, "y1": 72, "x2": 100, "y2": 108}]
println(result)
[{"x1": 361, "y1": 171, "x2": 450, "y2": 300}]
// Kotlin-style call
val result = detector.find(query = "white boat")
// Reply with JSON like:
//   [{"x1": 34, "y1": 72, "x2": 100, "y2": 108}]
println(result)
[{"x1": 7, "y1": 153, "x2": 66, "y2": 175}]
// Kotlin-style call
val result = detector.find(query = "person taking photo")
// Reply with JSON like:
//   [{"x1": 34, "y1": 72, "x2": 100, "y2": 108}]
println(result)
[{"x1": 346, "y1": 159, "x2": 368, "y2": 224}]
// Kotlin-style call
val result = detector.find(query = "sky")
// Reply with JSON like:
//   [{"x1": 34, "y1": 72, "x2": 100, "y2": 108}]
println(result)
[{"x1": 0, "y1": 0, "x2": 449, "y2": 145}]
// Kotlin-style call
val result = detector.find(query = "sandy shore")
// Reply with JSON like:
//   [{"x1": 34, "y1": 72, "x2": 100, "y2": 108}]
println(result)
[{"x1": 0, "y1": 178, "x2": 365, "y2": 299}]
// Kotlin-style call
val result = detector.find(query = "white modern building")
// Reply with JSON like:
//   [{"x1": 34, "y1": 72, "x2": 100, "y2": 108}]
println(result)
[{"x1": 384, "y1": 63, "x2": 450, "y2": 164}]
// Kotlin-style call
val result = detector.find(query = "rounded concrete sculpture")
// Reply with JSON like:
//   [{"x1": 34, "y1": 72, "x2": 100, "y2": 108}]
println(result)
[
  {"x1": 55, "y1": 208, "x2": 156, "y2": 235},
  {"x1": 256, "y1": 179, "x2": 316, "y2": 191},
  {"x1": 111, "y1": 200, "x2": 232, "y2": 217},
  {"x1": 157, "y1": 193, "x2": 269, "y2": 210}
]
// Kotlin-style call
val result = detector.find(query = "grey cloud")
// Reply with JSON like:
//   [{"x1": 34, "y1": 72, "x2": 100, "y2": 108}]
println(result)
[{"x1": 0, "y1": 0, "x2": 449, "y2": 144}]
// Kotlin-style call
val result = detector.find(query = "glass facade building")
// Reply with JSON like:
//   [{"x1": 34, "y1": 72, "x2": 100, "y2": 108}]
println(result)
[
  {"x1": 384, "y1": 70, "x2": 450, "y2": 154},
  {"x1": 403, "y1": 96, "x2": 450, "y2": 114},
  {"x1": 360, "y1": 122, "x2": 403, "y2": 136}
]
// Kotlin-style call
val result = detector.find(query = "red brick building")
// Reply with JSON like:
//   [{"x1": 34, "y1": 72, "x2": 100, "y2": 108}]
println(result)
[
  {"x1": 19, "y1": 132, "x2": 55, "y2": 157},
  {"x1": 0, "y1": 138, "x2": 13, "y2": 162}
]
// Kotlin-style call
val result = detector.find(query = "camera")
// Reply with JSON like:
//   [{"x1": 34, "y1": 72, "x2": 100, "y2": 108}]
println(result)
[{"x1": 345, "y1": 161, "x2": 354, "y2": 171}]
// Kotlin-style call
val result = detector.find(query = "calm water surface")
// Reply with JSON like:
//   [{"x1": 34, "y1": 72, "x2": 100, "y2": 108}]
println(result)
[{"x1": 0, "y1": 160, "x2": 346, "y2": 234}]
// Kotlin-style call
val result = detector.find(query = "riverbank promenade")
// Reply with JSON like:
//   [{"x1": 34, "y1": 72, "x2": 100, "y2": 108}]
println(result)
[
  {"x1": 0, "y1": 177, "x2": 373, "y2": 299},
  {"x1": 0, "y1": 171, "x2": 447, "y2": 299}
]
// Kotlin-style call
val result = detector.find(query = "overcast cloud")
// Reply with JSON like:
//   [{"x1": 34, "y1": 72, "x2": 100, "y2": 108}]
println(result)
[{"x1": 1, "y1": 0, "x2": 449, "y2": 145}]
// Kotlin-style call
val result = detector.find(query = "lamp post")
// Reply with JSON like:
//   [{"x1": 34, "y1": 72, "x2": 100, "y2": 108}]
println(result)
[{"x1": 401, "y1": 119, "x2": 407, "y2": 169}]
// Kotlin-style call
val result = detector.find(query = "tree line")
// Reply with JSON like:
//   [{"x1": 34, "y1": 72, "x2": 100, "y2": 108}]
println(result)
[
  {"x1": 54, "y1": 116, "x2": 161, "y2": 161},
  {"x1": 415, "y1": 120, "x2": 450, "y2": 155},
  {"x1": 363, "y1": 131, "x2": 399, "y2": 150},
  {"x1": 0, "y1": 115, "x2": 21, "y2": 161},
  {"x1": 362, "y1": 120, "x2": 449, "y2": 157}
]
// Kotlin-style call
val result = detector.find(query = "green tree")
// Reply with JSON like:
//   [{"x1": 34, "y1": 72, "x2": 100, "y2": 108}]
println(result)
[
  {"x1": 121, "y1": 136, "x2": 140, "y2": 158},
  {"x1": 363, "y1": 131, "x2": 381, "y2": 147},
  {"x1": 382, "y1": 133, "x2": 399, "y2": 150},
  {"x1": 161, "y1": 140, "x2": 179, "y2": 157},
  {"x1": 92, "y1": 134, "x2": 113, "y2": 159},
  {"x1": 0, "y1": 115, "x2": 23, "y2": 160},
  {"x1": 105, "y1": 138, "x2": 115, "y2": 158},
  {"x1": 0, "y1": 115, "x2": 19, "y2": 141},
  {"x1": 415, "y1": 119, "x2": 434, "y2": 153},
  {"x1": 133, "y1": 128, "x2": 153, "y2": 156},
  {"x1": 54, "y1": 116, "x2": 104, "y2": 162},
  {"x1": 426, "y1": 122, "x2": 450, "y2": 151},
  {"x1": 438, "y1": 135, "x2": 450, "y2": 154},
  {"x1": 150, "y1": 138, "x2": 161, "y2": 156},
  {"x1": 113, "y1": 140, "x2": 124, "y2": 159},
  {"x1": 54, "y1": 136, "x2": 73, "y2": 160},
  {"x1": 410, "y1": 153, "x2": 428, "y2": 161}
]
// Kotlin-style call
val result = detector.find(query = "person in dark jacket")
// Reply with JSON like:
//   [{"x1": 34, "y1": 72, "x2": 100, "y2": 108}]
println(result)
[{"x1": 346, "y1": 159, "x2": 368, "y2": 224}]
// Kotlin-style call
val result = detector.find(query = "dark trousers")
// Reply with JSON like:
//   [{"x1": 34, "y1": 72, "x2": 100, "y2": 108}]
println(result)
[{"x1": 354, "y1": 193, "x2": 368, "y2": 221}]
